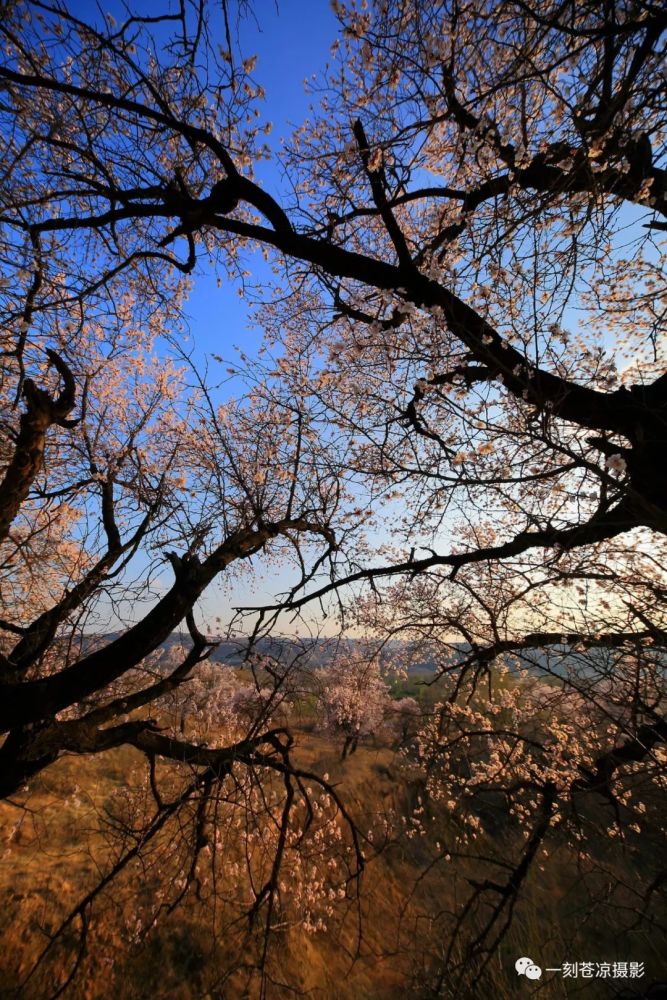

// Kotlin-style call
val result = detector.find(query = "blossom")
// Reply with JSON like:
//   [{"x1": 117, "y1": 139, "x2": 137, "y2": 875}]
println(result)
[
  {"x1": 367, "y1": 148, "x2": 383, "y2": 172},
  {"x1": 608, "y1": 454, "x2": 627, "y2": 474}
]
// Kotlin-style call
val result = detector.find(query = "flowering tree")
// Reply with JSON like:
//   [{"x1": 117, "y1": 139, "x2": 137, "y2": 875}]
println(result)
[
  {"x1": 0, "y1": 6, "x2": 367, "y2": 991},
  {"x1": 253, "y1": 5, "x2": 667, "y2": 964},
  {"x1": 1, "y1": 0, "x2": 666, "y2": 993},
  {"x1": 319, "y1": 652, "x2": 389, "y2": 757}
]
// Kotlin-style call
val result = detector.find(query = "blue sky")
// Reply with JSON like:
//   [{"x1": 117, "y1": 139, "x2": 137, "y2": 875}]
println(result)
[
  {"x1": 185, "y1": 3, "x2": 342, "y2": 631},
  {"x1": 185, "y1": 1, "x2": 339, "y2": 366}
]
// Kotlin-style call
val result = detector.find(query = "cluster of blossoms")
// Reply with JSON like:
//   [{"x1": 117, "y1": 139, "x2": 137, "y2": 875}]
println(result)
[
  {"x1": 98, "y1": 767, "x2": 355, "y2": 953},
  {"x1": 169, "y1": 663, "x2": 283, "y2": 745},
  {"x1": 411, "y1": 665, "x2": 622, "y2": 845},
  {"x1": 319, "y1": 653, "x2": 390, "y2": 750}
]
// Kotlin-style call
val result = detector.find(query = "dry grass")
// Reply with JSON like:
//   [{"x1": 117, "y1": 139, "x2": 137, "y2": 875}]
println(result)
[{"x1": 0, "y1": 727, "x2": 665, "y2": 999}]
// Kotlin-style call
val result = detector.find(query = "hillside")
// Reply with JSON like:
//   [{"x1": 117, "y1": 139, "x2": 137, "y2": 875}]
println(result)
[{"x1": 1, "y1": 716, "x2": 665, "y2": 999}]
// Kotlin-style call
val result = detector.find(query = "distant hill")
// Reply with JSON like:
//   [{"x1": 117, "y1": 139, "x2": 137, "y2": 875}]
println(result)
[{"x1": 74, "y1": 631, "x2": 647, "y2": 679}]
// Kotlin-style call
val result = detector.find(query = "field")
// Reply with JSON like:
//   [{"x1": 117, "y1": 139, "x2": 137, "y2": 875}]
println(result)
[{"x1": 1, "y1": 700, "x2": 665, "y2": 1000}]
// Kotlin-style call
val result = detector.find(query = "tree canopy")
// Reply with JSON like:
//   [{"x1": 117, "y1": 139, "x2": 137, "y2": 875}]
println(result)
[{"x1": 0, "y1": 0, "x2": 666, "y2": 995}]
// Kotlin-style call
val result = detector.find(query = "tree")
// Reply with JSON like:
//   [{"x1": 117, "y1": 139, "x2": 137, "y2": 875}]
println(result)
[
  {"x1": 319, "y1": 651, "x2": 389, "y2": 757},
  {"x1": 0, "y1": 0, "x2": 666, "y2": 994},
  {"x1": 0, "y1": 9, "x2": 364, "y2": 992}
]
